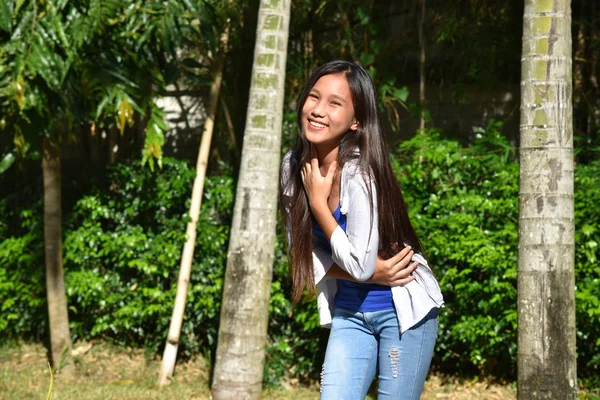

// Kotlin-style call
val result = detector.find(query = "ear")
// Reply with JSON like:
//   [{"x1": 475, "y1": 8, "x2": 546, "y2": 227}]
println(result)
[{"x1": 350, "y1": 120, "x2": 359, "y2": 131}]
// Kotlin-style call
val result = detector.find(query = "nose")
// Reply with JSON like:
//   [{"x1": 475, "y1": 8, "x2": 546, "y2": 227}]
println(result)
[{"x1": 310, "y1": 100, "x2": 325, "y2": 118}]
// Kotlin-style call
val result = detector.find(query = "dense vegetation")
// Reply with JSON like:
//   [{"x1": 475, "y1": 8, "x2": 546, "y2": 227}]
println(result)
[{"x1": 2, "y1": 123, "x2": 599, "y2": 385}]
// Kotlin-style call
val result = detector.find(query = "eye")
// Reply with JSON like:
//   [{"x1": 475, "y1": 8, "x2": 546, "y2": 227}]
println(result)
[
  {"x1": 331, "y1": 101, "x2": 342, "y2": 106},
  {"x1": 308, "y1": 93, "x2": 318, "y2": 99}
]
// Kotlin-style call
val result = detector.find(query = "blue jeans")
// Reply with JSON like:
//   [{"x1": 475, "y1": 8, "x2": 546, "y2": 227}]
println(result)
[{"x1": 320, "y1": 307, "x2": 438, "y2": 400}]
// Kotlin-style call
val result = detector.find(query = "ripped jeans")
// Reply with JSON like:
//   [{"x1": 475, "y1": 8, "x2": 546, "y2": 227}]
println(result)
[{"x1": 320, "y1": 307, "x2": 438, "y2": 400}]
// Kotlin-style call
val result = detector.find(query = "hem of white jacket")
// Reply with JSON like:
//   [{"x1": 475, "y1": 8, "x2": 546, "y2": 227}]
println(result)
[{"x1": 314, "y1": 253, "x2": 445, "y2": 333}]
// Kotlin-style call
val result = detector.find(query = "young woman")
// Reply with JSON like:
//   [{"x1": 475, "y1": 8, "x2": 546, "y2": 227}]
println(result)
[{"x1": 280, "y1": 60, "x2": 444, "y2": 400}]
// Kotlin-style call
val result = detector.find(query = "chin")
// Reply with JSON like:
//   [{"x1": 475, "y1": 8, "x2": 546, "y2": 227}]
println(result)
[{"x1": 304, "y1": 133, "x2": 326, "y2": 145}]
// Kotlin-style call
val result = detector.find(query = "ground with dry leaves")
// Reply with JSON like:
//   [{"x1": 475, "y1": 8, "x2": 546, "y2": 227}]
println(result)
[{"x1": 0, "y1": 342, "x2": 591, "y2": 399}]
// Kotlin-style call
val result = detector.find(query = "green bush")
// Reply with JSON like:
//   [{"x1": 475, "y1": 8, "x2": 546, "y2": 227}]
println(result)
[
  {"x1": 394, "y1": 122, "x2": 520, "y2": 377},
  {"x1": 0, "y1": 175, "x2": 47, "y2": 341},
  {"x1": 62, "y1": 158, "x2": 233, "y2": 355},
  {"x1": 0, "y1": 201, "x2": 47, "y2": 339},
  {"x1": 574, "y1": 158, "x2": 600, "y2": 383},
  {"x1": 392, "y1": 121, "x2": 599, "y2": 380},
  {"x1": 0, "y1": 158, "x2": 233, "y2": 357}
]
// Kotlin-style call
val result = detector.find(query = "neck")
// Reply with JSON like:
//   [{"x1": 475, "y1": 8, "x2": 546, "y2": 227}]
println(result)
[{"x1": 313, "y1": 143, "x2": 339, "y2": 169}]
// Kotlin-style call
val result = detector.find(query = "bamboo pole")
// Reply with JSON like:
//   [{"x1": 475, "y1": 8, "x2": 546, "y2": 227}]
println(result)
[{"x1": 158, "y1": 22, "x2": 230, "y2": 387}]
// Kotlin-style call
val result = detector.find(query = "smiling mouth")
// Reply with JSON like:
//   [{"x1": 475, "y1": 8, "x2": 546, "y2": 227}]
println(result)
[{"x1": 308, "y1": 119, "x2": 328, "y2": 129}]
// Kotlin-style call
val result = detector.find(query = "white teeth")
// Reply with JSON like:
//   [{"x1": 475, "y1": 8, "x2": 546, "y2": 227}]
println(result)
[{"x1": 309, "y1": 120, "x2": 327, "y2": 128}]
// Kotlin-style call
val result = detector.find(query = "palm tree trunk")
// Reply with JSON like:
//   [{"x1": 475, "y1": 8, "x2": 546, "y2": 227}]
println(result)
[
  {"x1": 518, "y1": 0, "x2": 577, "y2": 398},
  {"x1": 42, "y1": 136, "x2": 73, "y2": 375},
  {"x1": 211, "y1": 0, "x2": 291, "y2": 398},
  {"x1": 157, "y1": 23, "x2": 230, "y2": 387}
]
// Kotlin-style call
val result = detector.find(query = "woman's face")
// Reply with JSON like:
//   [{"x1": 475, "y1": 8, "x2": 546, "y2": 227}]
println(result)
[{"x1": 301, "y1": 73, "x2": 358, "y2": 147}]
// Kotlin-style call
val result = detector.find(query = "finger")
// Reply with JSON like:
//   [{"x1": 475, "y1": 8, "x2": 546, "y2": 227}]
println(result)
[
  {"x1": 305, "y1": 162, "x2": 312, "y2": 176},
  {"x1": 301, "y1": 168, "x2": 305, "y2": 184},
  {"x1": 310, "y1": 157, "x2": 320, "y2": 176},
  {"x1": 393, "y1": 251, "x2": 415, "y2": 271},
  {"x1": 391, "y1": 261, "x2": 418, "y2": 280},
  {"x1": 386, "y1": 247, "x2": 413, "y2": 267}
]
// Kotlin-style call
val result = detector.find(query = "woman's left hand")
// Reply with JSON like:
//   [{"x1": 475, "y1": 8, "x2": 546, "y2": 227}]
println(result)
[
  {"x1": 370, "y1": 245, "x2": 418, "y2": 286},
  {"x1": 301, "y1": 157, "x2": 337, "y2": 212}
]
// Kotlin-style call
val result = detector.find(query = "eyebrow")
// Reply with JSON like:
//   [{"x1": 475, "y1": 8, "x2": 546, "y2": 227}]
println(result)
[{"x1": 310, "y1": 88, "x2": 348, "y2": 103}]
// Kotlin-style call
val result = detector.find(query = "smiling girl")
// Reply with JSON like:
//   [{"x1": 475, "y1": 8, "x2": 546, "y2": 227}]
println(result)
[{"x1": 280, "y1": 61, "x2": 444, "y2": 399}]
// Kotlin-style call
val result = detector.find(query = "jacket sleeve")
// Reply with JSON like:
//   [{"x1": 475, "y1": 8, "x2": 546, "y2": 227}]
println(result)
[{"x1": 329, "y1": 174, "x2": 378, "y2": 281}]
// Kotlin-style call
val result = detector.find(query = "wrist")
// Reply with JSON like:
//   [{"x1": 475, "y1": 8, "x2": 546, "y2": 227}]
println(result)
[
  {"x1": 309, "y1": 199, "x2": 329, "y2": 214},
  {"x1": 368, "y1": 272, "x2": 381, "y2": 285}
]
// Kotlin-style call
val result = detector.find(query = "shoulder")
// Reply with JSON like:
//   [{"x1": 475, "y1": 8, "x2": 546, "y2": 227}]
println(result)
[
  {"x1": 340, "y1": 159, "x2": 376, "y2": 212},
  {"x1": 342, "y1": 158, "x2": 373, "y2": 191}
]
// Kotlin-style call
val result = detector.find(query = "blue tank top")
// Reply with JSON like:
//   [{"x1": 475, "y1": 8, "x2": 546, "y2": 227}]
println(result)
[{"x1": 312, "y1": 206, "x2": 394, "y2": 312}]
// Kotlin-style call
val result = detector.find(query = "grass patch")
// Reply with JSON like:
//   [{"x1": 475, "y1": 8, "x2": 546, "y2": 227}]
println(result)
[
  {"x1": 0, "y1": 342, "x2": 210, "y2": 400},
  {"x1": 16, "y1": 341, "x2": 600, "y2": 400}
]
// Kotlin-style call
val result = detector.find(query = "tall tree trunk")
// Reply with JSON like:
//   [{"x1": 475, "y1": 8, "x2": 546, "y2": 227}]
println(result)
[
  {"x1": 157, "y1": 23, "x2": 230, "y2": 387},
  {"x1": 518, "y1": 1, "x2": 577, "y2": 399},
  {"x1": 42, "y1": 136, "x2": 73, "y2": 375},
  {"x1": 211, "y1": 0, "x2": 290, "y2": 398}
]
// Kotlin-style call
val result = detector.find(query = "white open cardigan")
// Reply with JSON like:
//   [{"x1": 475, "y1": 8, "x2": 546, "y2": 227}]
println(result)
[{"x1": 281, "y1": 151, "x2": 444, "y2": 333}]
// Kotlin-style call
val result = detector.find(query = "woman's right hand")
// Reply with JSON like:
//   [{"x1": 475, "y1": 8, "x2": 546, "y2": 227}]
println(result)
[
  {"x1": 301, "y1": 157, "x2": 336, "y2": 213},
  {"x1": 369, "y1": 245, "x2": 418, "y2": 287}
]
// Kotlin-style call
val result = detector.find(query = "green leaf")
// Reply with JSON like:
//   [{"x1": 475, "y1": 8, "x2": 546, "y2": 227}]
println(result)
[
  {"x1": 393, "y1": 86, "x2": 410, "y2": 102},
  {"x1": 582, "y1": 224, "x2": 596, "y2": 237},
  {"x1": 359, "y1": 52, "x2": 375, "y2": 67},
  {"x1": 0, "y1": 0, "x2": 11, "y2": 33},
  {"x1": 0, "y1": 153, "x2": 15, "y2": 174},
  {"x1": 117, "y1": 96, "x2": 133, "y2": 135},
  {"x1": 49, "y1": 12, "x2": 70, "y2": 54},
  {"x1": 15, "y1": 0, "x2": 25, "y2": 14}
]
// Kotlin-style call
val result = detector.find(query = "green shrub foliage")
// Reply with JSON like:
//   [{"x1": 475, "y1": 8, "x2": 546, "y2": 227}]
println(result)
[
  {"x1": 0, "y1": 158, "x2": 233, "y2": 357},
  {"x1": 573, "y1": 156, "x2": 600, "y2": 381},
  {"x1": 0, "y1": 196, "x2": 46, "y2": 339},
  {"x1": 1, "y1": 129, "x2": 599, "y2": 382},
  {"x1": 66, "y1": 158, "x2": 233, "y2": 355},
  {"x1": 394, "y1": 123, "x2": 520, "y2": 376}
]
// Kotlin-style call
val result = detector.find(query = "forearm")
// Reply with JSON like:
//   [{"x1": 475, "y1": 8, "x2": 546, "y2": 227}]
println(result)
[
  {"x1": 310, "y1": 202, "x2": 338, "y2": 241},
  {"x1": 326, "y1": 263, "x2": 373, "y2": 283},
  {"x1": 326, "y1": 250, "x2": 419, "y2": 287}
]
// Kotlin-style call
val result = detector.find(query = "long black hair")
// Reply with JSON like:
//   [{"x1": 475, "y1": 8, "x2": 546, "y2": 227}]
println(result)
[{"x1": 281, "y1": 60, "x2": 423, "y2": 303}]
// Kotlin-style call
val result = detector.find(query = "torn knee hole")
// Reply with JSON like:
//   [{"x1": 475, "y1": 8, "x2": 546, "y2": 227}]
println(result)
[{"x1": 389, "y1": 347, "x2": 400, "y2": 379}]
